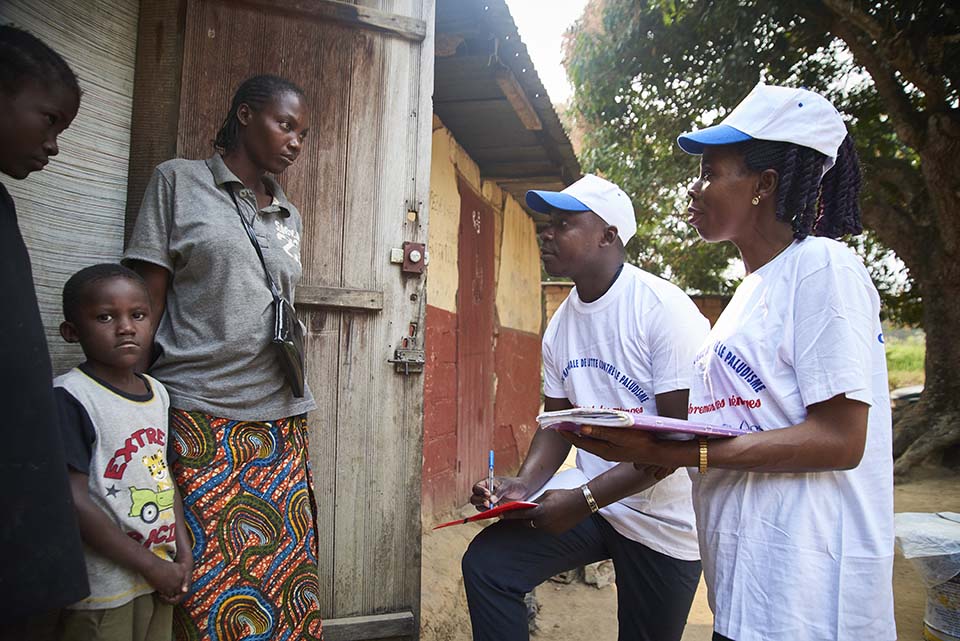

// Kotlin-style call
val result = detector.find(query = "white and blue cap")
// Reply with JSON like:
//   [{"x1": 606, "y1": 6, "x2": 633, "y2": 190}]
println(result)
[
  {"x1": 677, "y1": 83, "x2": 849, "y2": 174},
  {"x1": 526, "y1": 174, "x2": 636, "y2": 245}
]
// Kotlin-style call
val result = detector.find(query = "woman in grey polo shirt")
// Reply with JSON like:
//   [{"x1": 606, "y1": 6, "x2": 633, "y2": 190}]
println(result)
[{"x1": 125, "y1": 75, "x2": 322, "y2": 641}]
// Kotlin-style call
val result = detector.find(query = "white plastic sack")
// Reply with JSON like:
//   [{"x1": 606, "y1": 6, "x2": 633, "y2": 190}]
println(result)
[{"x1": 895, "y1": 512, "x2": 960, "y2": 588}]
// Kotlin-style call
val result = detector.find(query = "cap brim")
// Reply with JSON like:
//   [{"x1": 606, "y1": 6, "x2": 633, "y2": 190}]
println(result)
[
  {"x1": 677, "y1": 124, "x2": 753, "y2": 154},
  {"x1": 525, "y1": 190, "x2": 592, "y2": 214}
]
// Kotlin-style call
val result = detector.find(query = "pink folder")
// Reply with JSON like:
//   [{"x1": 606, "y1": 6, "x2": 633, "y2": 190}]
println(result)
[
  {"x1": 537, "y1": 408, "x2": 747, "y2": 440},
  {"x1": 433, "y1": 501, "x2": 538, "y2": 530}
]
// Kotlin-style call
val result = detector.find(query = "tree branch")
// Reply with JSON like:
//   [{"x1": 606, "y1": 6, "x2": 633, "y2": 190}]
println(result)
[
  {"x1": 858, "y1": 155, "x2": 934, "y2": 271},
  {"x1": 860, "y1": 200, "x2": 928, "y2": 274},
  {"x1": 813, "y1": 14, "x2": 926, "y2": 149},
  {"x1": 819, "y1": 0, "x2": 947, "y2": 108},
  {"x1": 819, "y1": 0, "x2": 884, "y2": 41}
]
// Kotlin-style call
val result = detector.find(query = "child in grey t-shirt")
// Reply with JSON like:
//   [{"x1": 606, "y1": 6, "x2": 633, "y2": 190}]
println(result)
[{"x1": 53, "y1": 264, "x2": 192, "y2": 641}]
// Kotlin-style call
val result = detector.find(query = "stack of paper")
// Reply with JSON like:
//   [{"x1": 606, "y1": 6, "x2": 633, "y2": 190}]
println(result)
[
  {"x1": 537, "y1": 408, "x2": 635, "y2": 429},
  {"x1": 537, "y1": 408, "x2": 747, "y2": 440}
]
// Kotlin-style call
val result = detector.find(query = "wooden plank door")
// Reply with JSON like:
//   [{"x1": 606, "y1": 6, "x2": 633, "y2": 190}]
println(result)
[
  {"x1": 126, "y1": 0, "x2": 435, "y2": 638},
  {"x1": 455, "y1": 178, "x2": 496, "y2": 500}
]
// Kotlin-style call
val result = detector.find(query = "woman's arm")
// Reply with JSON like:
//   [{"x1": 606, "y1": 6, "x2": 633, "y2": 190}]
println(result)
[
  {"x1": 127, "y1": 260, "x2": 169, "y2": 372},
  {"x1": 567, "y1": 393, "x2": 869, "y2": 473},
  {"x1": 697, "y1": 395, "x2": 868, "y2": 471}
]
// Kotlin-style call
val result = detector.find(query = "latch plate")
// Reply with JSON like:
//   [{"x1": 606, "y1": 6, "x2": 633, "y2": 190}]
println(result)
[
  {"x1": 389, "y1": 348, "x2": 425, "y2": 375},
  {"x1": 402, "y1": 241, "x2": 425, "y2": 274}
]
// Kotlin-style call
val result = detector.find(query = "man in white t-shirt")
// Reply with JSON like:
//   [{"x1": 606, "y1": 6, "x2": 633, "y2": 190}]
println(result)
[{"x1": 461, "y1": 174, "x2": 710, "y2": 641}]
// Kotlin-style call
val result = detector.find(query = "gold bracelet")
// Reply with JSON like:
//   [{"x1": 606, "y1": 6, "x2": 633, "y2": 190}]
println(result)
[
  {"x1": 580, "y1": 484, "x2": 599, "y2": 513},
  {"x1": 698, "y1": 438, "x2": 708, "y2": 475}
]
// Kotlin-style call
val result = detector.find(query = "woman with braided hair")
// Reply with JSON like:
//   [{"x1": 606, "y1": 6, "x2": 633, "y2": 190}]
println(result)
[
  {"x1": 567, "y1": 84, "x2": 894, "y2": 640},
  {"x1": 125, "y1": 74, "x2": 323, "y2": 640}
]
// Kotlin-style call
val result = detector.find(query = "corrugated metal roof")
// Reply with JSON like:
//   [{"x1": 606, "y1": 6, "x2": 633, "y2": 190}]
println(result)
[{"x1": 434, "y1": 0, "x2": 581, "y2": 212}]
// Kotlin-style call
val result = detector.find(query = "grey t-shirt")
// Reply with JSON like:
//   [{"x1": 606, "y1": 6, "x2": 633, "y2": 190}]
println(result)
[{"x1": 124, "y1": 154, "x2": 315, "y2": 420}]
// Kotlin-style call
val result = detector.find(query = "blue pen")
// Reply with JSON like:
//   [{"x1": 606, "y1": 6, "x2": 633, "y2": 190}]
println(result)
[{"x1": 488, "y1": 449, "x2": 495, "y2": 509}]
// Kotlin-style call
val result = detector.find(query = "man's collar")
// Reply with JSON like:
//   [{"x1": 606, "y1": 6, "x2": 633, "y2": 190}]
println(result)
[{"x1": 206, "y1": 153, "x2": 293, "y2": 217}]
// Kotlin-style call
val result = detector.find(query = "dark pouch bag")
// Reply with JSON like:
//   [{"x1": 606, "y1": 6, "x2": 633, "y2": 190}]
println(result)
[{"x1": 229, "y1": 188, "x2": 306, "y2": 397}]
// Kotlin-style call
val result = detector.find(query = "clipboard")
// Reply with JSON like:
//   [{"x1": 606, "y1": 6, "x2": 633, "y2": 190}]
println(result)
[
  {"x1": 537, "y1": 408, "x2": 747, "y2": 440},
  {"x1": 432, "y1": 500, "x2": 538, "y2": 530}
]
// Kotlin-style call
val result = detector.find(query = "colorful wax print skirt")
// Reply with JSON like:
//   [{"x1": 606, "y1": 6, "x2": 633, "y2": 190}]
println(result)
[{"x1": 169, "y1": 409, "x2": 323, "y2": 641}]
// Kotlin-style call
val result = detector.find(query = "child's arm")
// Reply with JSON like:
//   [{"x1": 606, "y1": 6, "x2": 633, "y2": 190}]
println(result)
[
  {"x1": 158, "y1": 484, "x2": 193, "y2": 605},
  {"x1": 67, "y1": 471, "x2": 187, "y2": 599}
]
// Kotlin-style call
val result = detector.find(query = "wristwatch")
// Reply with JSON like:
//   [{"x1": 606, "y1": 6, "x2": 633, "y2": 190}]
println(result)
[{"x1": 698, "y1": 438, "x2": 708, "y2": 475}]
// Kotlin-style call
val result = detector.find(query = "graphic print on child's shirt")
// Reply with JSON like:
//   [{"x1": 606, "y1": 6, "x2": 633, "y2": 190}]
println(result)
[{"x1": 54, "y1": 367, "x2": 177, "y2": 609}]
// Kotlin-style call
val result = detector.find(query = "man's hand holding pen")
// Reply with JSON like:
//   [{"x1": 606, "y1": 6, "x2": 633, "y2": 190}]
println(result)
[{"x1": 470, "y1": 475, "x2": 530, "y2": 511}]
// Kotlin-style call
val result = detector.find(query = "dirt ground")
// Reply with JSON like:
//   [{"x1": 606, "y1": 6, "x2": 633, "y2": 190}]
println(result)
[{"x1": 420, "y1": 467, "x2": 960, "y2": 641}]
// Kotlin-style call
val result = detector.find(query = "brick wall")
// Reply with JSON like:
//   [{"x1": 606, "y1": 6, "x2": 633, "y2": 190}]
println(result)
[{"x1": 422, "y1": 305, "x2": 459, "y2": 517}]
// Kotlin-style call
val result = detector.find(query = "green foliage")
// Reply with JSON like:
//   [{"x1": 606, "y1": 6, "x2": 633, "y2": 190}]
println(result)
[
  {"x1": 886, "y1": 337, "x2": 925, "y2": 373},
  {"x1": 884, "y1": 332, "x2": 925, "y2": 390},
  {"x1": 563, "y1": 0, "x2": 945, "y2": 309}
]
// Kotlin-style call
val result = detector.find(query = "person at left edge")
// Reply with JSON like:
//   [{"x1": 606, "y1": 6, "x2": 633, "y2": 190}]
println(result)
[{"x1": 0, "y1": 24, "x2": 89, "y2": 641}]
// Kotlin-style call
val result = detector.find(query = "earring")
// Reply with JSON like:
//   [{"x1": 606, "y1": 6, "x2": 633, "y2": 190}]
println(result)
[{"x1": 751, "y1": 196, "x2": 760, "y2": 206}]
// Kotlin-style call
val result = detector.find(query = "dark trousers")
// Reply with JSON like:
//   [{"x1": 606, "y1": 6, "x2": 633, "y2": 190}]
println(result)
[
  {"x1": 461, "y1": 513, "x2": 702, "y2": 641},
  {"x1": 713, "y1": 634, "x2": 734, "y2": 641},
  {"x1": 0, "y1": 609, "x2": 60, "y2": 641}
]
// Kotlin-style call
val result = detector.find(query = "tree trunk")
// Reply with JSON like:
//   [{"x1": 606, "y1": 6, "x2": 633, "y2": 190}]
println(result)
[
  {"x1": 890, "y1": 120, "x2": 960, "y2": 476},
  {"x1": 892, "y1": 273, "x2": 960, "y2": 476}
]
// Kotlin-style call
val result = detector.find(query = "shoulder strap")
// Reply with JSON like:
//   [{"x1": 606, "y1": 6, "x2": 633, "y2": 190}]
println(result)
[{"x1": 228, "y1": 187, "x2": 282, "y2": 304}]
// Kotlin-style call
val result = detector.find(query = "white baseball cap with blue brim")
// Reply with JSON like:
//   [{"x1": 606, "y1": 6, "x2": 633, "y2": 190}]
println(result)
[
  {"x1": 526, "y1": 174, "x2": 636, "y2": 246},
  {"x1": 677, "y1": 83, "x2": 848, "y2": 174}
]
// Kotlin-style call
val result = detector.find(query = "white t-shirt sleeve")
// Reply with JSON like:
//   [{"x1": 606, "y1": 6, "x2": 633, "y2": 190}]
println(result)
[
  {"x1": 790, "y1": 262, "x2": 876, "y2": 408},
  {"x1": 645, "y1": 294, "x2": 710, "y2": 395},
  {"x1": 541, "y1": 330, "x2": 565, "y2": 398}
]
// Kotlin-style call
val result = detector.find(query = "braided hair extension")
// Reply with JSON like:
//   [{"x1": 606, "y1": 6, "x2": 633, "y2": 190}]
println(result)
[
  {"x1": 739, "y1": 135, "x2": 862, "y2": 240},
  {"x1": 817, "y1": 135, "x2": 863, "y2": 238},
  {"x1": 0, "y1": 24, "x2": 80, "y2": 100},
  {"x1": 213, "y1": 75, "x2": 305, "y2": 152}
]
